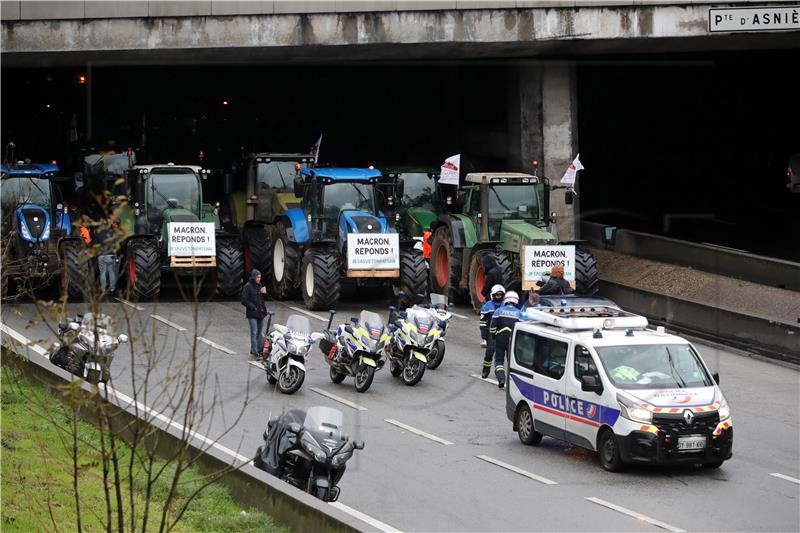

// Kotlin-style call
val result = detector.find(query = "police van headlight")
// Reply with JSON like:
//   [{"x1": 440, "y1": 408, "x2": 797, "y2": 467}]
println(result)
[
  {"x1": 718, "y1": 402, "x2": 731, "y2": 422},
  {"x1": 618, "y1": 395, "x2": 652, "y2": 424}
]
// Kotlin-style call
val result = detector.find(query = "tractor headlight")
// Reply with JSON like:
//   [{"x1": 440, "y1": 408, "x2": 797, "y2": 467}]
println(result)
[
  {"x1": 19, "y1": 223, "x2": 32, "y2": 240},
  {"x1": 41, "y1": 223, "x2": 50, "y2": 240}
]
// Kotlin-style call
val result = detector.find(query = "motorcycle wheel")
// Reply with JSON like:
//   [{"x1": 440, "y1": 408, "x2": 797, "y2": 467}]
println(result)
[
  {"x1": 330, "y1": 366, "x2": 346, "y2": 384},
  {"x1": 427, "y1": 339, "x2": 446, "y2": 370},
  {"x1": 354, "y1": 365, "x2": 375, "y2": 393},
  {"x1": 402, "y1": 357, "x2": 426, "y2": 386},
  {"x1": 267, "y1": 370, "x2": 277, "y2": 385},
  {"x1": 278, "y1": 366, "x2": 305, "y2": 394},
  {"x1": 389, "y1": 360, "x2": 402, "y2": 377}
]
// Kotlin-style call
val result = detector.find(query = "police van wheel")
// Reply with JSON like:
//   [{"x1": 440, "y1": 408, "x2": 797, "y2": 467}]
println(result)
[
  {"x1": 516, "y1": 404, "x2": 542, "y2": 446},
  {"x1": 598, "y1": 429, "x2": 624, "y2": 472}
]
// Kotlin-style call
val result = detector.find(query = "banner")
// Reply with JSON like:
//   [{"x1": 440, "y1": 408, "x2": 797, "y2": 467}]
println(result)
[
  {"x1": 522, "y1": 245, "x2": 576, "y2": 288},
  {"x1": 560, "y1": 154, "x2": 584, "y2": 186},
  {"x1": 168, "y1": 222, "x2": 216, "y2": 256},
  {"x1": 439, "y1": 154, "x2": 460, "y2": 186},
  {"x1": 347, "y1": 233, "x2": 400, "y2": 270}
]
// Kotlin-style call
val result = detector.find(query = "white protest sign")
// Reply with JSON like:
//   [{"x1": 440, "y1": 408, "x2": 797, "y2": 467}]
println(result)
[
  {"x1": 523, "y1": 245, "x2": 576, "y2": 288},
  {"x1": 347, "y1": 233, "x2": 400, "y2": 270},
  {"x1": 439, "y1": 154, "x2": 460, "y2": 186},
  {"x1": 168, "y1": 222, "x2": 216, "y2": 256},
  {"x1": 560, "y1": 154, "x2": 584, "y2": 186}
]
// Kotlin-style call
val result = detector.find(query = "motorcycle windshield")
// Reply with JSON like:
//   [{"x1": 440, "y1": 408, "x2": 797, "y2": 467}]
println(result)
[
  {"x1": 430, "y1": 293, "x2": 447, "y2": 308},
  {"x1": 359, "y1": 310, "x2": 384, "y2": 352},
  {"x1": 285, "y1": 314, "x2": 312, "y2": 336},
  {"x1": 303, "y1": 406, "x2": 344, "y2": 439},
  {"x1": 413, "y1": 313, "x2": 433, "y2": 335}
]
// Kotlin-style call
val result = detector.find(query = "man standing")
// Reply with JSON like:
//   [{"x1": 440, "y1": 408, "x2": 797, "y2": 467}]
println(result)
[
  {"x1": 489, "y1": 291, "x2": 522, "y2": 389},
  {"x1": 480, "y1": 284, "x2": 505, "y2": 377},
  {"x1": 538, "y1": 264, "x2": 574, "y2": 296},
  {"x1": 479, "y1": 255, "x2": 505, "y2": 302},
  {"x1": 241, "y1": 268, "x2": 267, "y2": 357},
  {"x1": 94, "y1": 219, "x2": 119, "y2": 294}
]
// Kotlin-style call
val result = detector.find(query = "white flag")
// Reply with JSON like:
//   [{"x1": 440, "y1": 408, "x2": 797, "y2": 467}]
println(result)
[
  {"x1": 311, "y1": 134, "x2": 322, "y2": 162},
  {"x1": 439, "y1": 154, "x2": 460, "y2": 186},
  {"x1": 560, "y1": 153, "x2": 584, "y2": 186}
]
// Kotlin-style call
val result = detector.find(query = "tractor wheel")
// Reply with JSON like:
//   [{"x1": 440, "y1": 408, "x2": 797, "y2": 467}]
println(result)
[
  {"x1": 216, "y1": 237, "x2": 244, "y2": 298},
  {"x1": 398, "y1": 248, "x2": 427, "y2": 307},
  {"x1": 126, "y1": 239, "x2": 161, "y2": 300},
  {"x1": 243, "y1": 226, "x2": 272, "y2": 282},
  {"x1": 468, "y1": 249, "x2": 514, "y2": 313},
  {"x1": 429, "y1": 225, "x2": 465, "y2": 303},
  {"x1": 272, "y1": 222, "x2": 300, "y2": 299},
  {"x1": 575, "y1": 248, "x2": 599, "y2": 296},
  {"x1": 60, "y1": 239, "x2": 92, "y2": 301},
  {"x1": 301, "y1": 248, "x2": 341, "y2": 311}
]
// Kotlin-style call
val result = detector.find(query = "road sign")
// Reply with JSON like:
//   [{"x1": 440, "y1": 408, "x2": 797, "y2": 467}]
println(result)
[{"x1": 709, "y1": 6, "x2": 800, "y2": 33}]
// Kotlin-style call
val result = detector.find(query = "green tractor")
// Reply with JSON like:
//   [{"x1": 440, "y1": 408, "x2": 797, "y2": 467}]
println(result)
[
  {"x1": 428, "y1": 171, "x2": 599, "y2": 312},
  {"x1": 121, "y1": 163, "x2": 244, "y2": 299}
]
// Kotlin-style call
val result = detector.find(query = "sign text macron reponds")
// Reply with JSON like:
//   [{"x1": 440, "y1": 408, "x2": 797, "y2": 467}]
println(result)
[
  {"x1": 168, "y1": 222, "x2": 216, "y2": 256},
  {"x1": 523, "y1": 245, "x2": 576, "y2": 287},
  {"x1": 347, "y1": 233, "x2": 400, "y2": 270}
]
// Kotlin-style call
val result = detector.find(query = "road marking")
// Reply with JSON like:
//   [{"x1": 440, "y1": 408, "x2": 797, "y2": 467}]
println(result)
[
  {"x1": 150, "y1": 314, "x2": 187, "y2": 332},
  {"x1": 770, "y1": 473, "x2": 800, "y2": 485},
  {"x1": 329, "y1": 502, "x2": 401, "y2": 533},
  {"x1": 470, "y1": 374, "x2": 499, "y2": 386},
  {"x1": 196, "y1": 336, "x2": 236, "y2": 355},
  {"x1": 0, "y1": 323, "x2": 48, "y2": 357},
  {"x1": 451, "y1": 311, "x2": 470, "y2": 319},
  {"x1": 248, "y1": 360, "x2": 267, "y2": 370},
  {"x1": 384, "y1": 419, "x2": 453, "y2": 445},
  {"x1": 585, "y1": 497, "x2": 685, "y2": 533},
  {"x1": 475, "y1": 455, "x2": 557, "y2": 485},
  {"x1": 310, "y1": 387, "x2": 367, "y2": 411},
  {"x1": 701, "y1": 242, "x2": 748, "y2": 253},
  {"x1": 274, "y1": 302, "x2": 328, "y2": 322},
  {"x1": 114, "y1": 297, "x2": 145, "y2": 311}
]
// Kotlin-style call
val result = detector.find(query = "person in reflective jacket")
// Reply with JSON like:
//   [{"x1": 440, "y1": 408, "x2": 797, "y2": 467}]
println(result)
[
  {"x1": 480, "y1": 284, "x2": 505, "y2": 377},
  {"x1": 489, "y1": 291, "x2": 522, "y2": 389}
]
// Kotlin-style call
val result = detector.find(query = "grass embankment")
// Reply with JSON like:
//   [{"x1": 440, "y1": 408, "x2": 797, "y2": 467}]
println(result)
[{"x1": 1, "y1": 365, "x2": 288, "y2": 532}]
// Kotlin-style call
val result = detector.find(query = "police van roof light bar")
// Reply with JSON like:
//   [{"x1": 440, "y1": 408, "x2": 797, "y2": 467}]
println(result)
[{"x1": 524, "y1": 306, "x2": 648, "y2": 331}]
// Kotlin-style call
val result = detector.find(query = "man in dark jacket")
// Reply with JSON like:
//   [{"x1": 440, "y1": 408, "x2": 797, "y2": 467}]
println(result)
[
  {"x1": 94, "y1": 219, "x2": 120, "y2": 294},
  {"x1": 242, "y1": 268, "x2": 267, "y2": 356},
  {"x1": 488, "y1": 291, "x2": 522, "y2": 389},
  {"x1": 538, "y1": 264, "x2": 574, "y2": 296},
  {"x1": 480, "y1": 254, "x2": 505, "y2": 302}
]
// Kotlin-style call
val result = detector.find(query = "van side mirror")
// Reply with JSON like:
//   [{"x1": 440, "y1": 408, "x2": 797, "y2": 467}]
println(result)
[
  {"x1": 581, "y1": 375, "x2": 603, "y2": 394},
  {"x1": 353, "y1": 440, "x2": 365, "y2": 450},
  {"x1": 565, "y1": 190, "x2": 575, "y2": 205},
  {"x1": 293, "y1": 177, "x2": 304, "y2": 198},
  {"x1": 288, "y1": 423, "x2": 302, "y2": 434},
  {"x1": 712, "y1": 372, "x2": 720, "y2": 384}
]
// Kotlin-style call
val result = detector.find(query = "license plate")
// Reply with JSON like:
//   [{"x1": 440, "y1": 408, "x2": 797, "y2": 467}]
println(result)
[{"x1": 678, "y1": 435, "x2": 706, "y2": 451}]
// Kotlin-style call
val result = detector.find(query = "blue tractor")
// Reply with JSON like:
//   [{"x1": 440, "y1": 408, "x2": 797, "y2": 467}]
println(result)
[
  {"x1": 270, "y1": 167, "x2": 427, "y2": 310},
  {"x1": 1, "y1": 162, "x2": 90, "y2": 298}
]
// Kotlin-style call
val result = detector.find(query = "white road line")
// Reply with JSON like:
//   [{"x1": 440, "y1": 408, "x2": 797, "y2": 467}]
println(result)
[
  {"x1": 770, "y1": 473, "x2": 800, "y2": 485},
  {"x1": 0, "y1": 323, "x2": 48, "y2": 357},
  {"x1": 470, "y1": 374, "x2": 499, "y2": 386},
  {"x1": 285, "y1": 304, "x2": 327, "y2": 322},
  {"x1": 585, "y1": 497, "x2": 685, "y2": 533},
  {"x1": 196, "y1": 336, "x2": 236, "y2": 355},
  {"x1": 384, "y1": 419, "x2": 453, "y2": 445},
  {"x1": 114, "y1": 297, "x2": 145, "y2": 311},
  {"x1": 451, "y1": 311, "x2": 470, "y2": 320},
  {"x1": 248, "y1": 360, "x2": 267, "y2": 370},
  {"x1": 329, "y1": 502, "x2": 402, "y2": 533},
  {"x1": 150, "y1": 314, "x2": 187, "y2": 332},
  {"x1": 475, "y1": 455, "x2": 558, "y2": 485},
  {"x1": 309, "y1": 387, "x2": 368, "y2": 411}
]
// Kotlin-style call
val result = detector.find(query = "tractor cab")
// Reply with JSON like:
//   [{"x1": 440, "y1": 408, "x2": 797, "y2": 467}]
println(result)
[
  {"x1": 377, "y1": 167, "x2": 449, "y2": 238},
  {"x1": 245, "y1": 153, "x2": 315, "y2": 225}
]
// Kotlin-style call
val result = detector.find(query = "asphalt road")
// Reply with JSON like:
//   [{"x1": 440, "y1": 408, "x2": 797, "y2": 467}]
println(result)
[{"x1": 2, "y1": 292, "x2": 799, "y2": 532}]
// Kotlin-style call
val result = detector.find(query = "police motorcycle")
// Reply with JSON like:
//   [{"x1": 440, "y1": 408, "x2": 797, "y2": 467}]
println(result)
[
  {"x1": 384, "y1": 303, "x2": 439, "y2": 386},
  {"x1": 259, "y1": 311, "x2": 323, "y2": 394},
  {"x1": 254, "y1": 406, "x2": 364, "y2": 502},
  {"x1": 318, "y1": 310, "x2": 388, "y2": 393},
  {"x1": 49, "y1": 313, "x2": 129, "y2": 384},
  {"x1": 401, "y1": 292, "x2": 453, "y2": 370}
]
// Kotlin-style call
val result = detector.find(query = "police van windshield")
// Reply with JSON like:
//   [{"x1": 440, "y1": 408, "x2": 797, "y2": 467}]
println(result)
[
  {"x1": 148, "y1": 170, "x2": 200, "y2": 216},
  {"x1": 594, "y1": 344, "x2": 713, "y2": 390},
  {"x1": 400, "y1": 173, "x2": 436, "y2": 209},
  {"x1": 258, "y1": 161, "x2": 307, "y2": 190}
]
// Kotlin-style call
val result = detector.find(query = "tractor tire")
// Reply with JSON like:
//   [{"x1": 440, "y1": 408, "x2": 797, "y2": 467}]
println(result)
[
  {"x1": 126, "y1": 239, "x2": 161, "y2": 300},
  {"x1": 301, "y1": 248, "x2": 341, "y2": 311},
  {"x1": 216, "y1": 237, "x2": 244, "y2": 298},
  {"x1": 574, "y1": 247, "x2": 599, "y2": 296},
  {"x1": 398, "y1": 248, "x2": 427, "y2": 307},
  {"x1": 429, "y1": 225, "x2": 466, "y2": 303},
  {"x1": 468, "y1": 249, "x2": 513, "y2": 313},
  {"x1": 243, "y1": 226, "x2": 272, "y2": 282},
  {"x1": 272, "y1": 222, "x2": 300, "y2": 299},
  {"x1": 60, "y1": 239, "x2": 93, "y2": 301}
]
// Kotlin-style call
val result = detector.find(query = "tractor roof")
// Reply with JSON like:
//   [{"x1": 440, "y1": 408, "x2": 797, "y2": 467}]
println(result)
[
  {"x1": 134, "y1": 164, "x2": 202, "y2": 172},
  {"x1": 465, "y1": 172, "x2": 538, "y2": 184},
  {"x1": 1, "y1": 163, "x2": 59, "y2": 176},
  {"x1": 300, "y1": 167, "x2": 381, "y2": 182},
  {"x1": 251, "y1": 153, "x2": 314, "y2": 161},
  {"x1": 378, "y1": 166, "x2": 439, "y2": 176}
]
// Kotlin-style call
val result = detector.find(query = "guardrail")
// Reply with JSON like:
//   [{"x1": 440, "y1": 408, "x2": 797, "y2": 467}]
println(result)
[
  {"x1": 582, "y1": 221, "x2": 800, "y2": 291},
  {"x1": 601, "y1": 280, "x2": 800, "y2": 363},
  {"x1": 0, "y1": 343, "x2": 373, "y2": 533}
]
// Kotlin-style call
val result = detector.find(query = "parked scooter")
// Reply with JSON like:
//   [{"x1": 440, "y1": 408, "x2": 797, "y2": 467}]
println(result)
[
  {"x1": 48, "y1": 313, "x2": 128, "y2": 384},
  {"x1": 403, "y1": 292, "x2": 453, "y2": 369},
  {"x1": 259, "y1": 311, "x2": 322, "y2": 394},
  {"x1": 319, "y1": 310, "x2": 388, "y2": 393},
  {"x1": 254, "y1": 406, "x2": 364, "y2": 502}
]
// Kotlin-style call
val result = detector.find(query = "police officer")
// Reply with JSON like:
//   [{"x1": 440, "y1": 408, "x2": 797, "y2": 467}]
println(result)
[
  {"x1": 480, "y1": 284, "x2": 506, "y2": 377},
  {"x1": 489, "y1": 291, "x2": 522, "y2": 388}
]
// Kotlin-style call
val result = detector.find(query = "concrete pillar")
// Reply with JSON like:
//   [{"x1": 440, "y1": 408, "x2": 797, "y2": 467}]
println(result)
[{"x1": 508, "y1": 61, "x2": 544, "y2": 174}]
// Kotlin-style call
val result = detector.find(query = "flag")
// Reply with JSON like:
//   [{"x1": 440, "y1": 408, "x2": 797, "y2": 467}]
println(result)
[
  {"x1": 439, "y1": 154, "x2": 460, "y2": 186},
  {"x1": 68, "y1": 113, "x2": 78, "y2": 143},
  {"x1": 560, "y1": 153, "x2": 584, "y2": 186},
  {"x1": 311, "y1": 134, "x2": 322, "y2": 162}
]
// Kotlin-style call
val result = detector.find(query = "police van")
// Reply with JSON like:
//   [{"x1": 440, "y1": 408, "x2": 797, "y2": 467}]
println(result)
[{"x1": 505, "y1": 305, "x2": 733, "y2": 471}]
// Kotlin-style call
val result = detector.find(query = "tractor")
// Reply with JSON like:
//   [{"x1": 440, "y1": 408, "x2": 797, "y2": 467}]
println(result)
[
  {"x1": 120, "y1": 163, "x2": 243, "y2": 299},
  {"x1": 1, "y1": 162, "x2": 90, "y2": 298},
  {"x1": 427, "y1": 170, "x2": 599, "y2": 312},
  {"x1": 270, "y1": 167, "x2": 427, "y2": 310}
]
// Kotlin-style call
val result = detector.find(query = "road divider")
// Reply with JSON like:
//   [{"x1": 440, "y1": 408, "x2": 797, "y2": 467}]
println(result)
[
  {"x1": 197, "y1": 336, "x2": 236, "y2": 354},
  {"x1": 150, "y1": 314, "x2": 187, "y2": 332},
  {"x1": 384, "y1": 419, "x2": 453, "y2": 445},
  {"x1": 770, "y1": 473, "x2": 800, "y2": 485},
  {"x1": 310, "y1": 387, "x2": 368, "y2": 411},
  {"x1": 585, "y1": 497, "x2": 685, "y2": 533},
  {"x1": 475, "y1": 455, "x2": 557, "y2": 485},
  {"x1": 0, "y1": 323, "x2": 47, "y2": 357},
  {"x1": 329, "y1": 502, "x2": 401, "y2": 533}
]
